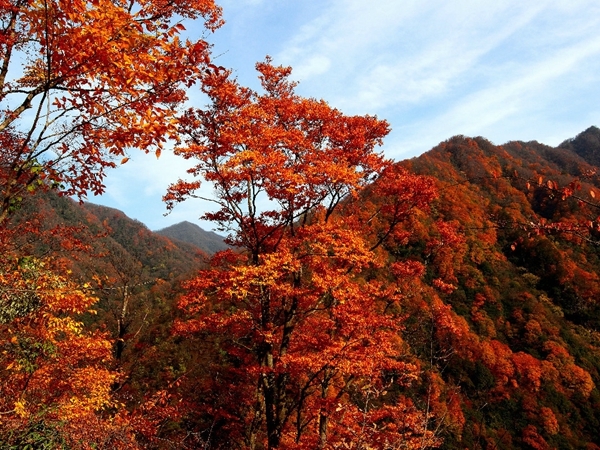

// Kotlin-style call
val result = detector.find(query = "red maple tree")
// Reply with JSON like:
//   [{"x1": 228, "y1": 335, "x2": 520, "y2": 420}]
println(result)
[
  {"x1": 0, "y1": 0, "x2": 223, "y2": 446},
  {"x1": 168, "y1": 60, "x2": 439, "y2": 449},
  {"x1": 0, "y1": 0, "x2": 223, "y2": 222}
]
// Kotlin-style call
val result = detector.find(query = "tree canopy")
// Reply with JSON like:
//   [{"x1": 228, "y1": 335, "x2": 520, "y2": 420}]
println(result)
[{"x1": 0, "y1": 0, "x2": 222, "y2": 222}]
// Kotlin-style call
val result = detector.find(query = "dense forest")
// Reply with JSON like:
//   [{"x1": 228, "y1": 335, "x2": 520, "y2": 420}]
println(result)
[
  {"x1": 4, "y1": 123, "x2": 600, "y2": 449},
  {"x1": 2, "y1": 0, "x2": 600, "y2": 448}
]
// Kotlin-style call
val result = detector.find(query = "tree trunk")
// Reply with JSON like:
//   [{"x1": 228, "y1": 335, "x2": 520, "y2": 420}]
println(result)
[
  {"x1": 115, "y1": 285, "x2": 129, "y2": 360},
  {"x1": 319, "y1": 376, "x2": 330, "y2": 448}
]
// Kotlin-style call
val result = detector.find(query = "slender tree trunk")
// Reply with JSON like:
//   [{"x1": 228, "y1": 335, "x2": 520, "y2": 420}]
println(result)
[
  {"x1": 249, "y1": 381, "x2": 265, "y2": 450},
  {"x1": 0, "y1": 208, "x2": 8, "y2": 226},
  {"x1": 319, "y1": 413, "x2": 329, "y2": 448},
  {"x1": 319, "y1": 377, "x2": 330, "y2": 448},
  {"x1": 115, "y1": 285, "x2": 129, "y2": 360},
  {"x1": 258, "y1": 285, "x2": 282, "y2": 449},
  {"x1": 263, "y1": 364, "x2": 280, "y2": 449}
]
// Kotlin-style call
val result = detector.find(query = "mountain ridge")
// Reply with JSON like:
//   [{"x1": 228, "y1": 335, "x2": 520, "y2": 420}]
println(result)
[
  {"x1": 5, "y1": 126, "x2": 600, "y2": 449},
  {"x1": 155, "y1": 220, "x2": 228, "y2": 255},
  {"x1": 387, "y1": 126, "x2": 600, "y2": 448}
]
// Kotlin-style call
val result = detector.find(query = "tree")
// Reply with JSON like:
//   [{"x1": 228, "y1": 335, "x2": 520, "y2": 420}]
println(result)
[
  {"x1": 168, "y1": 60, "x2": 439, "y2": 449},
  {"x1": 0, "y1": 0, "x2": 223, "y2": 444},
  {"x1": 0, "y1": 0, "x2": 223, "y2": 222},
  {"x1": 0, "y1": 255, "x2": 138, "y2": 448}
]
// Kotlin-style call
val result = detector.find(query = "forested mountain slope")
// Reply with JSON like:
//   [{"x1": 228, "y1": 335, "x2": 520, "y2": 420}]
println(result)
[
  {"x1": 4, "y1": 192, "x2": 209, "y2": 416},
  {"x1": 4, "y1": 128, "x2": 600, "y2": 449},
  {"x1": 10, "y1": 192, "x2": 207, "y2": 285},
  {"x1": 390, "y1": 126, "x2": 600, "y2": 449},
  {"x1": 156, "y1": 220, "x2": 228, "y2": 255}
]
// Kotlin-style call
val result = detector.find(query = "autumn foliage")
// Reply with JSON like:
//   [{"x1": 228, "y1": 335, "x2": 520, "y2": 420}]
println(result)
[
  {"x1": 0, "y1": 242, "x2": 136, "y2": 447},
  {"x1": 0, "y1": 0, "x2": 222, "y2": 222},
  {"x1": 0, "y1": 0, "x2": 222, "y2": 446},
  {"x1": 2, "y1": 0, "x2": 600, "y2": 447},
  {"x1": 399, "y1": 132, "x2": 600, "y2": 449},
  {"x1": 166, "y1": 61, "x2": 439, "y2": 449}
]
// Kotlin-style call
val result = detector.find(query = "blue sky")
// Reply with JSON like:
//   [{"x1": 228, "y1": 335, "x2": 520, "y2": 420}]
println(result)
[{"x1": 92, "y1": 0, "x2": 600, "y2": 231}]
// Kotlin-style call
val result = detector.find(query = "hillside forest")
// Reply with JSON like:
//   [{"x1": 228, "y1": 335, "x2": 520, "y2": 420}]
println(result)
[{"x1": 2, "y1": 0, "x2": 600, "y2": 448}]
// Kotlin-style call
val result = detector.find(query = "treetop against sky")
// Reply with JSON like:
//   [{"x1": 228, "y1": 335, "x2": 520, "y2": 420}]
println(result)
[{"x1": 8, "y1": 0, "x2": 600, "y2": 231}]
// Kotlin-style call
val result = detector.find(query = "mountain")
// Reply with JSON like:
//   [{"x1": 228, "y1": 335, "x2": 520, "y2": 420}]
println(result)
[
  {"x1": 5, "y1": 127, "x2": 600, "y2": 449},
  {"x1": 155, "y1": 220, "x2": 228, "y2": 255},
  {"x1": 390, "y1": 129, "x2": 600, "y2": 449},
  {"x1": 559, "y1": 125, "x2": 600, "y2": 166},
  {"x1": 7, "y1": 191, "x2": 208, "y2": 359},
  {"x1": 81, "y1": 203, "x2": 208, "y2": 272},
  {"x1": 10, "y1": 193, "x2": 208, "y2": 282}
]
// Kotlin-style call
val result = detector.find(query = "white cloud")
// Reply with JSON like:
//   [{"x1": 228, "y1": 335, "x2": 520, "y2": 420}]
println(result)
[
  {"x1": 89, "y1": 0, "x2": 600, "y2": 228},
  {"x1": 276, "y1": 1, "x2": 600, "y2": 115},
  {"x1": 432, "y1": 33, "x2": 600, "y2": 138},
  {"x1": 92, "y1": 148, "x2": 220, "y2": 231},
  {"x1": 291, "y1": 54, "x2": 331, "y2": 79},
  {"x1": 277, "y1": 1, "x2": 549, "y2": 111}
]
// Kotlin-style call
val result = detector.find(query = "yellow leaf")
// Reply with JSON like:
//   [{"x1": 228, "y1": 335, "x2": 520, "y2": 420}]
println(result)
[
  {"x1": 14, "y1": 400, "x2": 27, "y2": 418},
  {"x1": 121, "y1": 157, "x2": 130, "y2": 164},
  {"x1": 155, "y1": 148, "x2": 162, "y2": 159},
  {"x1": 591, "y1": 190, "x2": 596, "y2": 199}
]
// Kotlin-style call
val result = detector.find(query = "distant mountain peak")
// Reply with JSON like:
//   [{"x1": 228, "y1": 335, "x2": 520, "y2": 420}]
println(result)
[
  {"x1": 559, "y1": 125, "x2": 600, "y2": 167},
  {"x1": 155, "y1": 221, "x2": 228, "y2": 255}
]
